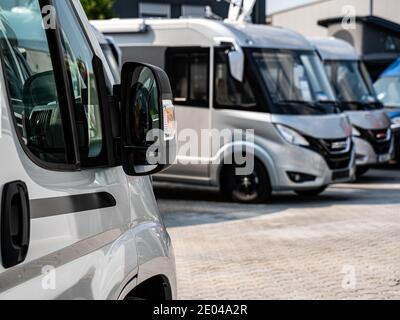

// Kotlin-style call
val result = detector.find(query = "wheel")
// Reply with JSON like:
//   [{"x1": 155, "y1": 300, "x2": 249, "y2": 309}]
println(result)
[
  {"x1": 356, "y1": 167, "x2": 369, "y2": 178},
  {"x1": 295, "y1": 186, "x2": 328, "y2": 197},
  {"x1": 221, "y1": 159, "x2": 271, "y2": 203}
]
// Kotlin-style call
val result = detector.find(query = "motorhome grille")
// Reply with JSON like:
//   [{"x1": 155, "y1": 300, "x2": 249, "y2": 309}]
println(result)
[
  {"x1": 306, "y1": 137, "x2": 353, "y2": 171},
  {"x1": 359, "y1": 128, "x2": 391, "y2": 155},
  {"x1": 332, "y1": 169, "x2": 350, "y2": 181}
]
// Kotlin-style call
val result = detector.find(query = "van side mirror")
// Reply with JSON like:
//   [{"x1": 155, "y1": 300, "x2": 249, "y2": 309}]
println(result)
[
  {"x1": 119, "y1": 62, "x2": 176, "y2": 176},
  {"x1": 215, "y1": 38, "x2": 245, "y2": 82}
]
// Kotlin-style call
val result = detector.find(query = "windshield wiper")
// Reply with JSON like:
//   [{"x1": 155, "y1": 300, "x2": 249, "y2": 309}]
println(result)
[
  {"x1": 277, "y1": 100, "x2": 328, "y2": 113},
  {"x1": 317, "y1": 100, "x2": 341, "y2": 113},
  {"x1": 342, "y1": 100, "x2": 382, "y2": 110}
]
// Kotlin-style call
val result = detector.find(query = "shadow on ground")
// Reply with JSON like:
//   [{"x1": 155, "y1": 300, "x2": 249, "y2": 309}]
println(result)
[{"x1": 154, "y1": 169, "x2": 400, "y2": 228}]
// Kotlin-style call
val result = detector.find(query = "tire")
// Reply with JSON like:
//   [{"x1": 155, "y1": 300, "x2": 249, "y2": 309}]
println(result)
[
  {"x1": 295, "y1": 186, "x2": 328, "y2": 197},
  {"x1": 221, "y1": 159, "x2": 272, "y2": 203},
  {"x1": 356, "y1": 167, "x2": 369, "y2": 178}
]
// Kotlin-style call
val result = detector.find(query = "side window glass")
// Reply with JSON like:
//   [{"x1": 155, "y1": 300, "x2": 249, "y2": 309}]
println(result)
[
  {"x1": 214, "y1": 48, "x2": 257, "y2": 110},
  {"x1": 189, "y1": 53, "x2": 208, "y2": 105},
  {"x1": 54, "y1": 0, "x2": 104, "y2": 161},
  {"x1": 169, "y1": 53, "x2": 188, "y2": 103},
  {"x1": 0, "y1": 0, "x2": 68, "y2": 164},
  {"x1": 166, "y1": 48, "x2": 209, "y2": 107}
]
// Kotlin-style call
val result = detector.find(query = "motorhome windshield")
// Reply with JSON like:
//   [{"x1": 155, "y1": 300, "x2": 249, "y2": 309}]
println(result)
[
  {"x1": 251, "y1": 49, "x2": 337, "y2": 114},
  {"x1": 375, "y1": 77, "x2": 400, "y2": 108},
  {"x1": 324, "y1": 60, "x2": 381, "y2": 111}
]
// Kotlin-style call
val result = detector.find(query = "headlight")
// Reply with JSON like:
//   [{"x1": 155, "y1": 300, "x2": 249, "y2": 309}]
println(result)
[
  {"x1": 352, "y1": 127, "x2": 361, "y2": 137},
  {"x1": 275, "y1": 124, "x2": 310, "y2": 147},
  {"x1": 391, "y1": 117, "x2": 400, "y2": 130}
]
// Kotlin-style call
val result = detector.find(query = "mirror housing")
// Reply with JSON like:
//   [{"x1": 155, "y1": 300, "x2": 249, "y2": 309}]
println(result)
[
  {"x1": 118, "y1": 62, "x2": 176, "y2": 176},
  {"x1": 214, "y1": 37, "x2": 244, "y2": 82}
]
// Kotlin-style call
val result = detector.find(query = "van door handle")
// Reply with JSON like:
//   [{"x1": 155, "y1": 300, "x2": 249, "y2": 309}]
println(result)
[{"x1": 1, "y1": 181, "x2": 30, "y2": 269}]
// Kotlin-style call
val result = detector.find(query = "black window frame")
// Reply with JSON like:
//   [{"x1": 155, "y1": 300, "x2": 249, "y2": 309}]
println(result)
[
  {"x1": 64, "y1": 0, "x2": 114, "y2": 169},
  {"x1": 165, "y1": 46, "x2": 210, "y2": 108},
  {"x1": 0, "y1": 0, "x2": 114, "y2": 171}
]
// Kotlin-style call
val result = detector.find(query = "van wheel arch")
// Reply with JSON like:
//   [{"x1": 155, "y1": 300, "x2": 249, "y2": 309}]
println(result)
[{"x1": 123, "y1": 275, "x2": 172, "y2": 301}]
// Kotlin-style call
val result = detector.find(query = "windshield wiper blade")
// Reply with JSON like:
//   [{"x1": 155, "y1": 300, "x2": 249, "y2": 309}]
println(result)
[
  {"x1": 342, "y1": 100, "x2": 381, "y2": 110},
  {"x1": 277, "y1": 100, "x2": 308, "y2": 104},
  {"x1": 277, "y1": 100, "x2": 327, "y2": 113}
]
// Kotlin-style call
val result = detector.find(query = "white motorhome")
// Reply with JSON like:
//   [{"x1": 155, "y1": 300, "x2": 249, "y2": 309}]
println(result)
[
  {"x1": 94, "y1": 17, "x2": 357, "y2": 203},
  {"x1": 311, "y1": 38, "x2": 393, "y2": 176},
  {"x1": 0, "y1": 0, "x2": 177, "y2": 300}
]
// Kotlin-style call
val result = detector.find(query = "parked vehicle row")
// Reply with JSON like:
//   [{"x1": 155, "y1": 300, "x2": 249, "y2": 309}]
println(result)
[
  {"x1": 311, "y1": 38, "x2": 393, "y2": 176},
  {"x1": 95, "y1": 17, "x2": 397, "y2": 203}
]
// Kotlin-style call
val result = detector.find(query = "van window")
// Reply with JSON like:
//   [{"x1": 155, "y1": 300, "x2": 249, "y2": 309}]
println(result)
[
  {"x1": 0, "y1": 0, "x2": 68, "y2": 164},
  {"x1": 54, "y1": 0, "x2": 104, "y2": 161},
  {"x1": 214, "y1": 48, "x2": 257, "y2": 110},
  {"x1": 166, "y1": 48, "x2": 209, "y2": 107},
  {"x1": 252, "y1": 49, "x2": 336, "y2": 103}
]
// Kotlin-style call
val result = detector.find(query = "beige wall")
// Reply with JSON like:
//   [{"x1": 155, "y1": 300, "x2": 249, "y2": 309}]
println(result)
[
  {"x1": 374, "y1": 0, "x2": 400, "y2": 24},
  {"x1": 270, "y1": 0, "x2": 399, "y2": 38}
]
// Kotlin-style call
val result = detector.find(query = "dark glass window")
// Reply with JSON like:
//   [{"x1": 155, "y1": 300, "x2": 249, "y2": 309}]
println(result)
[
  {"x1": 214, "y1": 48, "x2": 257, "y2": 110},
  {"x1": 0, "y1": 0, "x2": 68, "y2": 164},
  {"x1": 0, "y1": 0, "x2": 108, "y2": 168},
  {"x1": 166, "y1": 48, "x2": 209, "y2": 107}
]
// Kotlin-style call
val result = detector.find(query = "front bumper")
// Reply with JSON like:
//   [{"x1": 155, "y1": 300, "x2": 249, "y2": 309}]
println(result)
[
  {"x1": 272, "y1": 141, "x2": 356, "y2": 192},
  {"x1": 354, "y1": 136, "x2": 394, "y2": 166}
]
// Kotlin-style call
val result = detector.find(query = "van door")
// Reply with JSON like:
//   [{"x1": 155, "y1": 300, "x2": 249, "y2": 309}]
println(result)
[
  {"x1": 161, "y1": 47, "x2": 211, "y2": 182},
  {"x1": 0, "y1": 0, "x2": 137, "y2": 299}
]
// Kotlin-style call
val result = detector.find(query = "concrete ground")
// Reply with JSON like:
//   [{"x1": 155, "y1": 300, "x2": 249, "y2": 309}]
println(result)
[{"x1": 155, "y1": 168, "x2": 400, "y2": 300}]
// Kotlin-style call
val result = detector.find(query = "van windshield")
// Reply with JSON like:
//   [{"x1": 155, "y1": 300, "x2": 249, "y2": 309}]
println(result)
[
  {"x1": 374, "y1": 77, "x2": 400, "y2": 108},
  {"x1": 251, "y1": 49, "x2": 337, "y2": 114},
  {"x1": 324, "y1": 60, "x2": 381, "y2": 111}
]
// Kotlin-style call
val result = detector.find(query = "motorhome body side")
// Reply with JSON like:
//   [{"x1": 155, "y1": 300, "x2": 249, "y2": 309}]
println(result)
[
  {"x1": 311, "y1": 38, "x2": 393, "y2": 171},
  {"x1": 94, "y1": 18, "x2": 356, "y2": 202},
  {"x1": 0, "y1": 0, "x2": 176, "y2": 300}
]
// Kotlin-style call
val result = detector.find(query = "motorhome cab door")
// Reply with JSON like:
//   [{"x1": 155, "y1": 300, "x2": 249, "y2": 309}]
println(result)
[
  {"x1": 0, "y1": 0, "x2": 136, "y2": 299},
  {"x1": 163, "y1": 47, "x2": 211, "y2": 181}
]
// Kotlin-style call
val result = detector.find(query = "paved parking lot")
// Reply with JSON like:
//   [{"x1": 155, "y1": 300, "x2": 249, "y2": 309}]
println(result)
[{"x1": 155, "y1": 168, "x2": 400, "y2": 300}]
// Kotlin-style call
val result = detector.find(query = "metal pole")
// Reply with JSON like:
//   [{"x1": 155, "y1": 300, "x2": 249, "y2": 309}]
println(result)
[{"x1": 370, "y1": 0, "x2": 374, "y2": 16}]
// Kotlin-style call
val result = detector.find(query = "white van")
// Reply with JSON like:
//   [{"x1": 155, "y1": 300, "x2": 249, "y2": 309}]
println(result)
[
  {"x1": 94, "y1": 18, "x2": 355, "y2": 203},
  {"x1": 0, "y1": 0, "x2": 177, "y2": 300}
]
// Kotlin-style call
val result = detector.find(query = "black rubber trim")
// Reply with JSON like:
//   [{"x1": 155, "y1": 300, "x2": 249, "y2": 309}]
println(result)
[
  {"x1": 40, "y1": 0, "x2": 81, "y2": 167},
  {"x1": 30, "y1": 192, "x2": 117, "y2": 219}
]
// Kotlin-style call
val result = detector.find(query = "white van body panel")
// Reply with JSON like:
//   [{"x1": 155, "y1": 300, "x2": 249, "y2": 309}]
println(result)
[{"x1": 0, "y1": 0, "x2": 176, "y2": 300}]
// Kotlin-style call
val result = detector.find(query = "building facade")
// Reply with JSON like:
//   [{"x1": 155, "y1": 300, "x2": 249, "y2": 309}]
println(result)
[
  {"x1": 113, "y1": 0, "x2": 266, "y2": 24},
  {"x1": 268, "y1": 0, "x2": 400, "y2": 37}
]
